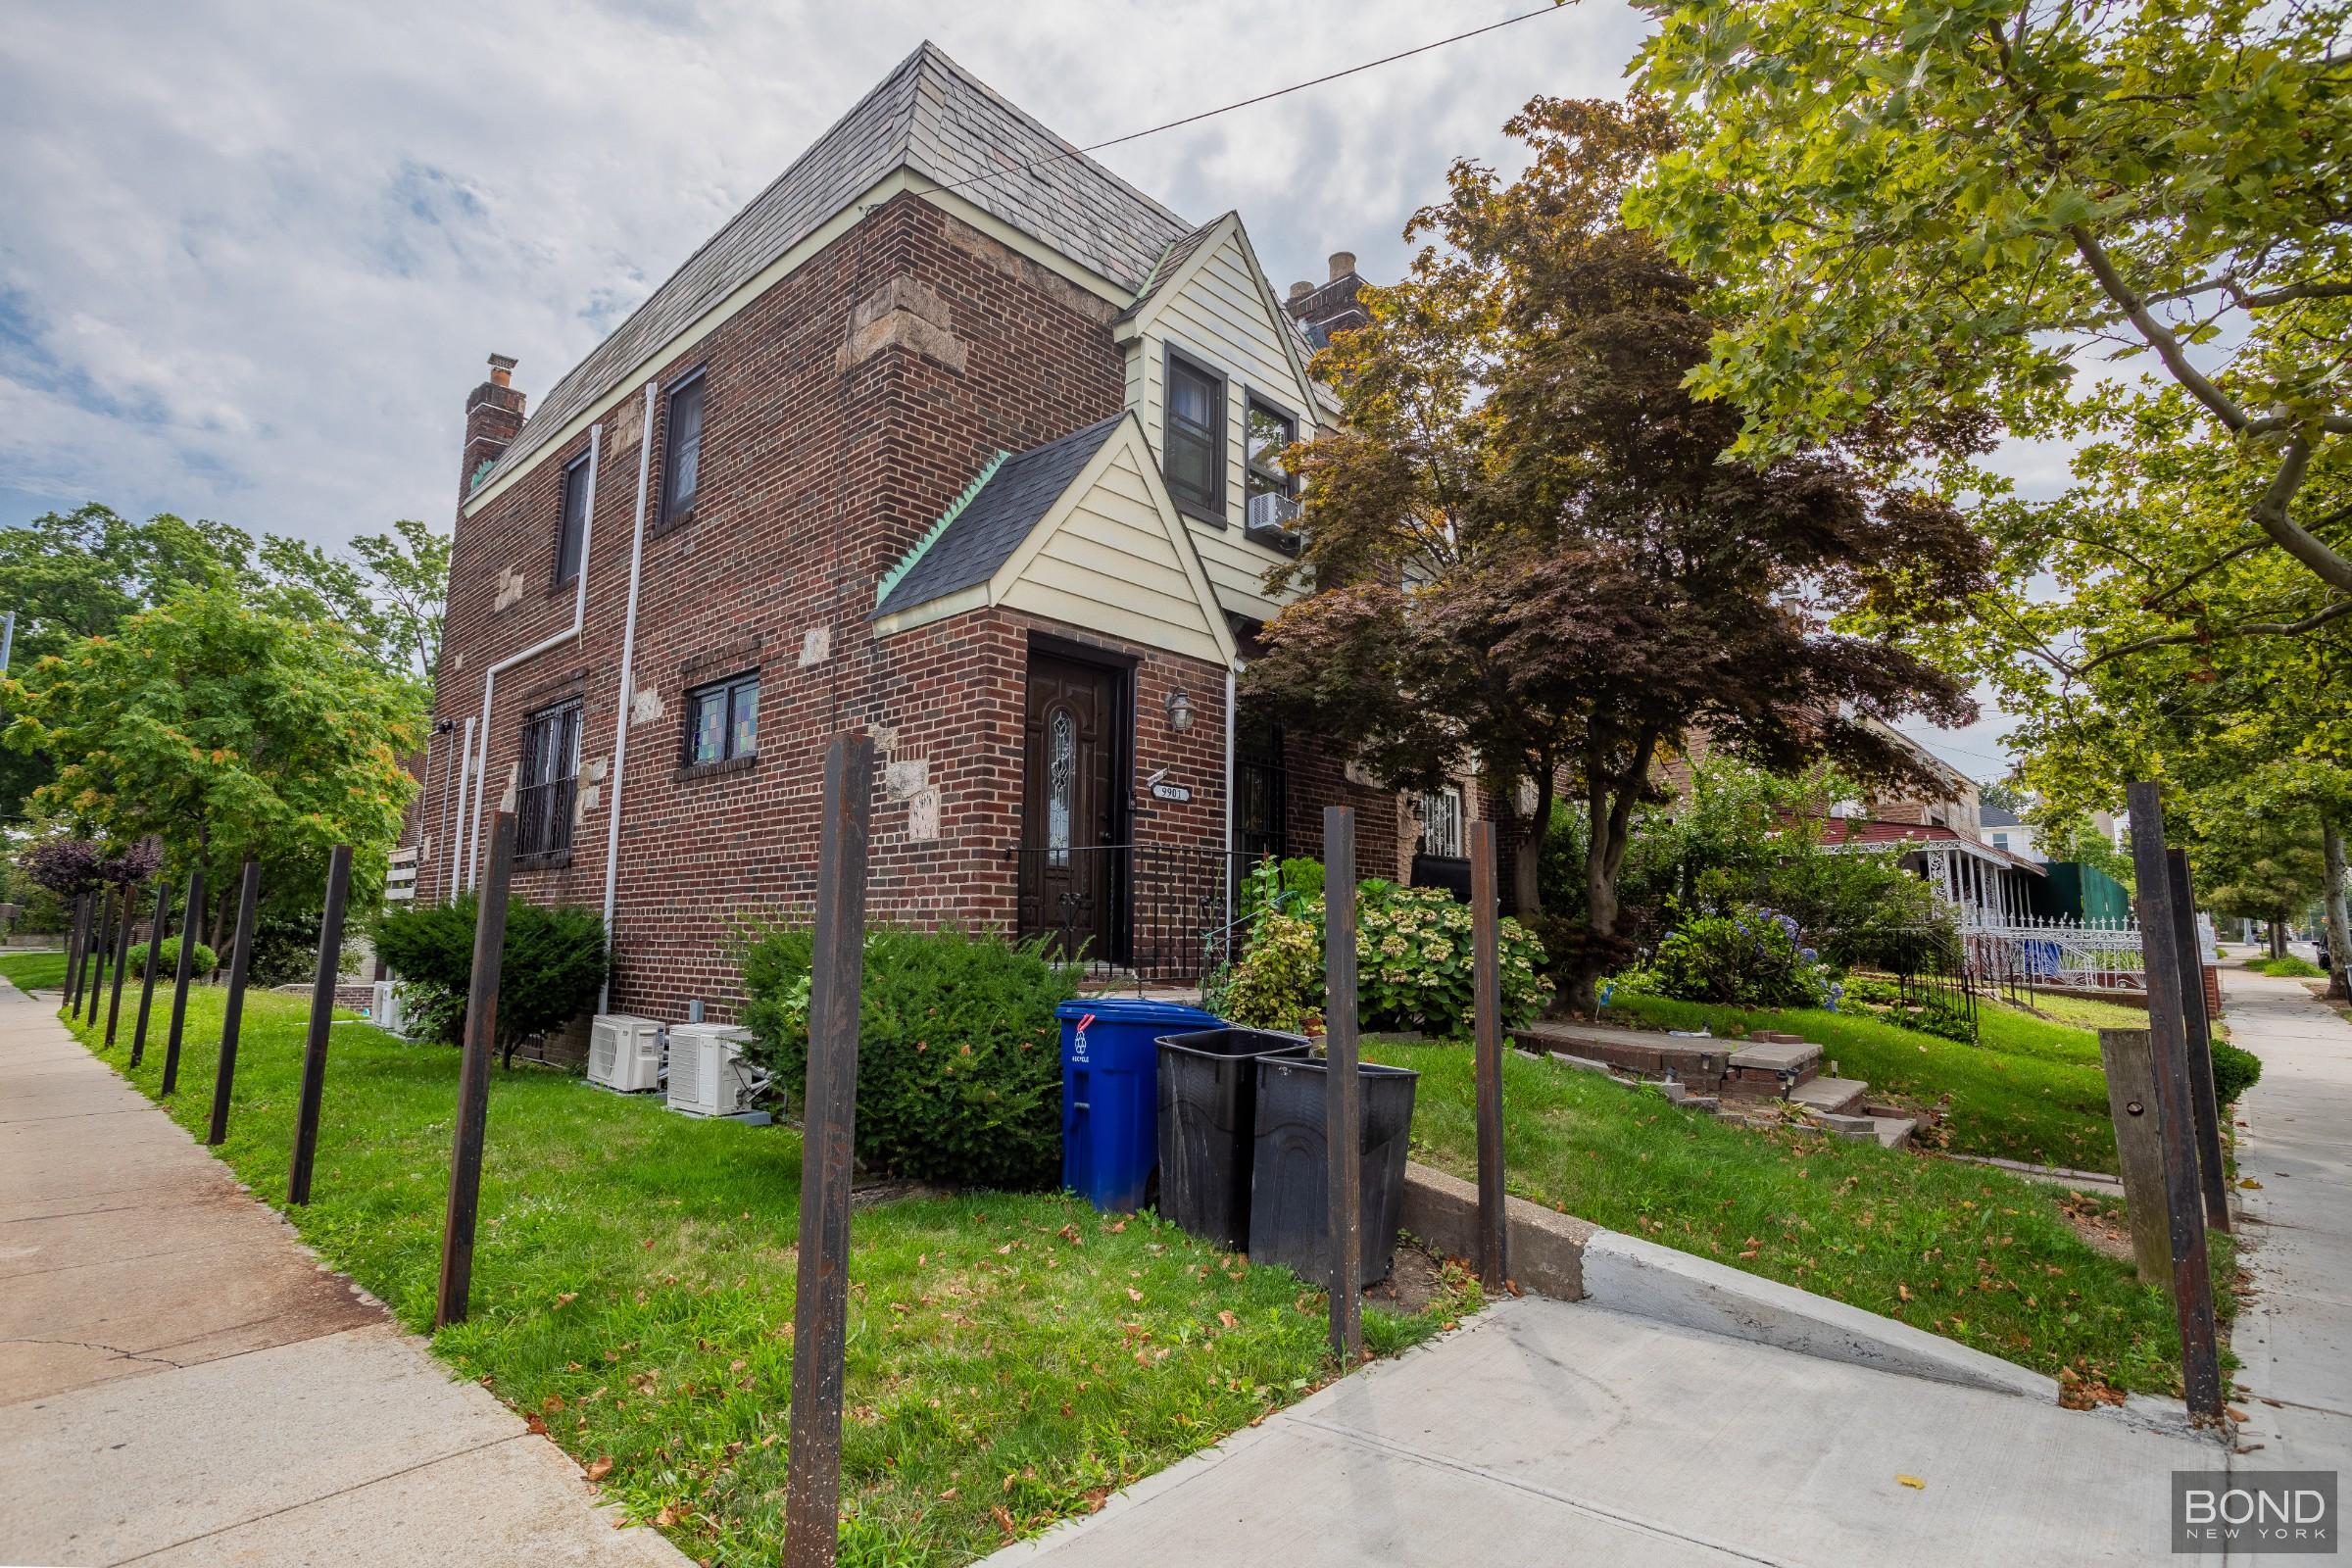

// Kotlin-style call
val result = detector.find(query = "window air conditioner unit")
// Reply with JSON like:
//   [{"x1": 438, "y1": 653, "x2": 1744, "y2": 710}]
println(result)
[
  {"x1": 665, "y1": 1023, "x2": 761, "y2": 1116},
  {"x1": 588, "y1": 1013, "x2": 664, "y2": 1093},
  {"x1": 370, "y1": 980, "x2": 405, "y2": 1036}
]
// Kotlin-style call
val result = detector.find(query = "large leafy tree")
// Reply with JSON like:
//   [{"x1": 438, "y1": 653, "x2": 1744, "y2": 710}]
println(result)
[
  {"x1": 260, "y1": 517, "x2": 451, "y2": 685},
  {"x1": 1625, "y1": 0, "x2": 2352, "y2": 632},
  {"x1": 0, "y1": 587, "x2": 424, "y2": 937},
  {"x1": 1245, "y1": 98, "x2": 1987, "y2": 1010}
]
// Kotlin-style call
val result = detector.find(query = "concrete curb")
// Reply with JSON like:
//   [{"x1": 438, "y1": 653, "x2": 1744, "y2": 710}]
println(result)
[
  {"x1": 1398, "y1": 1162, "x2": 1596, "y2": 1300},
  {"x1": 1577, "y1": 1230, "x2": 2059, "y2": 1398},
  {"x1": 1398, "y1": 1163, "x2": 2064, "y2": 1402}
]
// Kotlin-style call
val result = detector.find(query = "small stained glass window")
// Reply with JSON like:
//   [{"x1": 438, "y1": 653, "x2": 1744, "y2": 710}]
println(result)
[{"x1": 1048, "y1": 709, "x2": 1075, "y2": 865}]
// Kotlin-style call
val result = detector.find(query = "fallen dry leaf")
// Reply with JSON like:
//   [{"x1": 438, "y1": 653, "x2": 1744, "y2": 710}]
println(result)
[
  {"x1": 1896, "y1": 1475, "x2": 1926, "y2": 1491},
  {"x1": 585, "y1": 1455, "x2": 613, "y2": 1482},
  {"x1": 1218, "y1": 1310, "x2": 1239, "y2": 1329}
]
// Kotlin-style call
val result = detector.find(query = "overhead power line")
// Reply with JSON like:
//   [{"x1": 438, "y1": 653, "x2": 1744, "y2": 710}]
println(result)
[{"x1": 922, "y1": 6, "x2": 1569, "y2": 203}]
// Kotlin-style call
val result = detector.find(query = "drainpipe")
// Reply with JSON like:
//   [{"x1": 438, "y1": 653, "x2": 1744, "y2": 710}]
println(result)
[
  {"x1": 448, "y1": 716, "x2": 474, "y2": 901},
  {"x1": 599, "y1": 382, "x2": 659, "y2": 1011},
  {"x1": 1223, "y1": 661, "x2": 1239, "y2": 929},
  {"x1": 462, "y1": 421, "x2": 602, "y2": 890}
]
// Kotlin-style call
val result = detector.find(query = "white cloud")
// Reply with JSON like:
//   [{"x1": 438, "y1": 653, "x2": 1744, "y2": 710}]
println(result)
[{"x1": 1, "y1": 0, "x2": 1639, "y2": 544}]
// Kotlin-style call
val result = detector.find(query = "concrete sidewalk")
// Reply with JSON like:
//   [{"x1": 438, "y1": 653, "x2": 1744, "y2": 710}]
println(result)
[
  {"x1": 2221, "y1": 960, "x2": 2352, "y2": 1478},
  {"x1": 0, "y1": 982, "x2": 687, "y2": 1567},
  {"x1": 985, "y1": 1294, "x2": 2217, "y2": 1566}
]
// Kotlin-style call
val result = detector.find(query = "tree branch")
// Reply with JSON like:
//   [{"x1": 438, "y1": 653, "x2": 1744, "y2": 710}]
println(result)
[{"x1": 2078, "y1": 594, "x2": 2352, "y2": 674}]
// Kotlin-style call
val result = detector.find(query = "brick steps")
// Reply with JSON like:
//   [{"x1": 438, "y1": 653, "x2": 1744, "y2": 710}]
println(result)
[{"x1": 1788, "y1": 1075, "x2": 1868, "y2": 1117}]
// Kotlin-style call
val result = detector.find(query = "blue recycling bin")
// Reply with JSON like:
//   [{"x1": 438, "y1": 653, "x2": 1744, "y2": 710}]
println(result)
[{"x1": 1059, "y1": 997, "x2": 1220, "y2": 1212}]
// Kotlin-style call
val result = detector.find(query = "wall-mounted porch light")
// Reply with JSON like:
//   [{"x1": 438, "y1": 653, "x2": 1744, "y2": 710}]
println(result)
[{"x1": 1166, "y1": 688, "x2": 1194, "y2": 733}]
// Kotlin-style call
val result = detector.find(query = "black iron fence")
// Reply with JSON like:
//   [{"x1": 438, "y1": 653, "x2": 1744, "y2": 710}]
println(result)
[
  {"x1": 1004, "y1": 843, "x2": 1236, "y2": 987},
  {"x1": 1835, "y1": 924, "x2": 1979, "y2": 1039}
]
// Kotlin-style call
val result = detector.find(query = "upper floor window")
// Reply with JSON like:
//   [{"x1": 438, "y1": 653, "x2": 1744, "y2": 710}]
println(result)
[
  {"x1": 516, "y1": 699, "x2": 582, "y2": 859},
  {"x1": 1245, "y1": 400, "x2": 1299, "y2": 532},
  {"x1": 1164, "y1": 353, "x2": 1224, "y2": 520},
  {"x1": 685, "y1": 670, "x2": 760, "y2": 766},
  {"x1": 662, "y1": 370, "x2": 707, "y2": 528},
  {"x1": 555, "y1": 453, "x2": 590, "y2": 585}
]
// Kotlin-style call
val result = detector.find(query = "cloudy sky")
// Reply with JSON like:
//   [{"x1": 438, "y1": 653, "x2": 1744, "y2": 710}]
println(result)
[{"x1": 0, "y1": 0, "x2": 2027, "y2": 777}]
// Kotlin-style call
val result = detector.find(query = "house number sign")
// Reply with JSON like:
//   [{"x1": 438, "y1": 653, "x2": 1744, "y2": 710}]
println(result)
[{"x1": 1150, "y1": 781, "x2": 1192, "y2": 803}]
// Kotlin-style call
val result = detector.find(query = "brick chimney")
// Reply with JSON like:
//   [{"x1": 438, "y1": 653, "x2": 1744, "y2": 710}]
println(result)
[
  {"x1": 460, "y1": 353, "x2": 526, "y2": 500},
  {"x1": 1283, "y1": 250, "x2": 1372, "y2": 345}
]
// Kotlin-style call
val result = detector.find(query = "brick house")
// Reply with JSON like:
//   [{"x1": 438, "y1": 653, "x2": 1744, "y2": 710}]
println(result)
[{"x1": 406, "y1": 43, "x2": 1476, "y2": 1021}]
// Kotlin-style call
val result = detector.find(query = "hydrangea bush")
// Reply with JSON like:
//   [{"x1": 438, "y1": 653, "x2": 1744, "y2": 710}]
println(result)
[
  {"x1": 1216, "y1": 878, "x2": 1550, "y2": 1036},
  {"x1": 1647, "y1": 905, "x2": 1827, "y2": 1008}
]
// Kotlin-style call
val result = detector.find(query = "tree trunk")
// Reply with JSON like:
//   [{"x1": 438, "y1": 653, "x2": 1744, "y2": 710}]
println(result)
[
  {"x1": 1512, "y1": 764, "x2": 1555, "y2": 916},
  {"x1": 2272, "y1": 912, "x2": 2288, "y2": 960},
  {"x1": 2325, "y1": 819, "x2": 2350, "y2": 1000},
  {"x1": 1567, "y1": 730, "x2": 1659, "y2": 1016}
]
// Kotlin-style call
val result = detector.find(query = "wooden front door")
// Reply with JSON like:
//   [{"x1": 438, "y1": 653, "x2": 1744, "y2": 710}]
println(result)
[{"x1": 1019, "y1": 653, "x2": 1124, "y2": 963}]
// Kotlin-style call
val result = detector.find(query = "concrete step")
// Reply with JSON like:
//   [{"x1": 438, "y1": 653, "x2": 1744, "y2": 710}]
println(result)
[
  {"x1": 1788, "y1": 1075, "x2": 1868, "y2": 1116},
  {"x1": 1871, "y1": 1116, "x2": 1917, "y2": 1151}
]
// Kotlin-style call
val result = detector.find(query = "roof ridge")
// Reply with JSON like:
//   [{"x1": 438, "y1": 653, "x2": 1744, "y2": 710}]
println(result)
[{"x1": 906, "y1": 43, "x2": 1191, "y2": 230}]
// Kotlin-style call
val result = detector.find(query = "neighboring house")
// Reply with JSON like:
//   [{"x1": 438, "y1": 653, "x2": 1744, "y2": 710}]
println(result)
[
  {"x1": 1979, "y1": 805, "x2": 2039, "y2": 862},
  {"x1": 1812, "y1": 723, "x2": 2045, "y2": 926},
  {"x1": 406, "y1": 43, "x2": 1474, "y2": 1018}
]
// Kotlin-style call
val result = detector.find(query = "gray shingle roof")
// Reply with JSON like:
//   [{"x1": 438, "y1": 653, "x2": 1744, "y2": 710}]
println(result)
[
  {"x1": 1114, "y1": 214, "x2": 1231, "y2": 326},
  {"x1": 472, "y1": 42, "x2": 1191, "y2": 500},
  {"x1": 874, "y1": 416, "x2": 1125, "y2": 614},
  {"x1": 1979, "y1": 805, "x2": 2023, "y2": 827}
]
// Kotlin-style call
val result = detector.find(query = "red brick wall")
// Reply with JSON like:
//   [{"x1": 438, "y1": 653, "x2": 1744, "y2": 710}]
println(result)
[{"x1": 414, "y1": 193, "x2": 1276, "y2": 1023}]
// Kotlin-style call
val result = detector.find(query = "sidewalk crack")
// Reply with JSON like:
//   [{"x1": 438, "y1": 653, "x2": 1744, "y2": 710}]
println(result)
[{"x1": 2, "y1": 1335, "x2": 186, "y2": 1369}]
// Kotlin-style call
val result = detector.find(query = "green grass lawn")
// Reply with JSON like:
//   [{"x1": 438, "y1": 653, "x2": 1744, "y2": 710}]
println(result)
[
  {"x1": 64, "y1": 989, "x2": 1474, "y2": 1567},
  {"x1": 2016, "y1": 992, "x2": 2150, "y2": 1033},
  {"x1": 1599, "y1": 993, "x2": 2120, "y2": 1175},
  {"x1": 1366, "y1": 1040, "x2": 2230, "y2": 1396},
  {"x1": 0, "y1": 950, "x2": 70, "y2": 991},
  {"x1": 2246, "y1": 955, "x2": 2326, "y2": 978}
]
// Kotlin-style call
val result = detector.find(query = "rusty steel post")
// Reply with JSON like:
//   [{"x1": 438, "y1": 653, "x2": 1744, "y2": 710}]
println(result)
[
  {"x1": 1324, "y1": 805, "x2": 1363, "y2": 1363},
  {"x1": 2167, "y1": 848, "x2": 2230, "y2": 1233},
  {"x1": 205, "y1": 858, "x2": 263, "y2": 1147},
  {"x1": 436, "y1": 811, "x2": 515, "y2": 1329},
  {"x1": 1470, "y1": 818, "x2": 1508, "y2": 1289},
  {"x1": 103, "y1": 884, "x2": 136, "y2": 1049},
  {"x1": 159, "y1": 866, "x2": 205, "y2": 1097},
  {"x1": 129, "y1": 878, "x2": 171, "y2": 1068},
  {"x1": 288, "y1": 846, "x2": 353, "y2": 1205}
]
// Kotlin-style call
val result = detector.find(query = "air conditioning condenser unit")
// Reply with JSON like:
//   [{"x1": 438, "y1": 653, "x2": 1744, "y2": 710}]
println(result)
[
  {"x1": 666, "y1": 1023, "x2": 761, "y2": 1116},
  {"x1": 588, "y1": 1013, "x2": 664, "y2": 1092}
]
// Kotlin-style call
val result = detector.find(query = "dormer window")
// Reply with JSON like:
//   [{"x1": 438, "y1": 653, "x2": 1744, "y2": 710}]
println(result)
[
  {"x1": 1164, "y1": 351, "x2": 1225, "y2": 521},
  {"x1": 1245, "y1": 398, "x2": 1302, "y2": 552}
]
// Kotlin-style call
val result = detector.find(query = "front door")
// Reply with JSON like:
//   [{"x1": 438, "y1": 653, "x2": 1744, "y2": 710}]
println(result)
[{"x1": 1019, "y1": 653, "x2": 1124, "y2": 963}]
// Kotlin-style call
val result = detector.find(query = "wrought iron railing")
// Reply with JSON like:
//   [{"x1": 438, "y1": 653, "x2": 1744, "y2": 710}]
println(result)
[{"x1": 1004, "y1": 843, "x2": 1250, "y2": 987}]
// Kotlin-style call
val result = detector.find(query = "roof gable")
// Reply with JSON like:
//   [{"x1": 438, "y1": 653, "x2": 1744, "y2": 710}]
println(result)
[
  {"x1": 1114, "y1": 212, "x2": 1328, "y2": 420},
  {"x1": 469, "y1": 43, "x2": 1192, "y2": 502},
  {"x1": 873, "y1": 413, "x2": 1236, "y2": 665}
]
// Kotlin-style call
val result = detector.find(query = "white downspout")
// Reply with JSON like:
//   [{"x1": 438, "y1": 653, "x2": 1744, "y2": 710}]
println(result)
[
  {"x1": 1223, "y1": 661, "x2": 1239, "y2": 928},
  {"x1": 464, "y1": 420, "x2": 603, "y2": 890},
  {"x1": 599, "y1": 381, "x2": 658, "y2": 1010}
]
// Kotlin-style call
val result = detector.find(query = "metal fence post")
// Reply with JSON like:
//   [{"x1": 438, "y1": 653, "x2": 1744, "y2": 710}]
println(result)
[
  {"x1": 436, "y1": 810, "x2": 515, "y2": 1329},
  {"x1": 160, "y1": 866, "x2": 205, "y2": 1096},
  {"x1": 782, "y1": 734, "x2": 874, "y2": 1568},
  {"x1": 129, "y1": 878, "x2": 170, "y2": 1068},
  {"x1": 2167, "y1": 848, "x2": 2230, "y2": 1233},
  {"x1": 205, "y1": 858, "x2": 262, "y2": 1147},
  {"x1": 2126, "y1": 783, "x2": 2225, "y2": 1420},
  {"x1": 288, "y1": 846, "x2": 353, "y2": 1205},
  {"x1": 103, "y1": 884, "x2": 136, "y2": 1049},
  {"x1": 1324, "y1": 805, "x2": 1362, "y2": 1364},
  {"x1": 1469, "y1": 818, "x2": 1508, "y2": 1289},
  {"x1": 84, "y1": 886, "x2": 114, "y2": 1025},
  {"x1": 65, "y1": 893, "x2": 89, "y2": 1008}
]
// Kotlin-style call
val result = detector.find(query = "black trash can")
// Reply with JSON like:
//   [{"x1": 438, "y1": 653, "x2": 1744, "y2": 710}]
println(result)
[
  {"x1": 1247, "y1": 1056, "x2": 1420, "y2": 1288},
  {"x1": 1155, "y1": 1027, "x2": 1312, "y2": 1250}
]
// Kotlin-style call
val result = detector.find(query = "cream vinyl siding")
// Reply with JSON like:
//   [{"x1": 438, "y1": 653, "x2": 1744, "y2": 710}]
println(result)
[
  {"x1": 998, "y1": 436, "x2": 1228, "y2": 665},
  {"x1": 1122, "y1": 220, "x2": 1321, "y2": 622}
]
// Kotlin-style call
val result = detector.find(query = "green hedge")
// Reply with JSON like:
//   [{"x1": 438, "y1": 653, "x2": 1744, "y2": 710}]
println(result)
[
  {"x1": 375, "y1": 894, "x2": 606, "y2": 1061},
  {"x1": 738, "y1": 926, "x2": 1076, "y2": 1189},
  {"x1": 2211, "y1": 1040, "x2": 2262, "y2": 1105},
  {"x1": 123, "y1": 936, "x2": 219, "y2": 978}
]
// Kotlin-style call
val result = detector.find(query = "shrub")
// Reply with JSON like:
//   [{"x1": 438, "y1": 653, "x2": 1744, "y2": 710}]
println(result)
[
  {"x1": 1218, "y1": 912, "x2": 1322, "y2": 1032},
  {"x1": 1650, "y1": 906, "x2": 1826, "y2": 1008},
  {"x1": 738, "y1": 925, "x2": 1076, "y2": 1189},
  {"x1": 2211, "y1": 1040, "x2": 2263, "y2": 1105},
  {"x1": 123, "y1": 936, "x2": 219, "y2": 978},
  {"x1": 1233, "y1": 856, "x2": 1326, "y2": 930},
  {"x1": 375, "y1": 894, "x2": 607, "y2": 1061},
  {"x1": 248, "y1": 908, "x2": 330, "y2": 989},
  {"x1": 2250, "y1": 955, "x2": 2325, "y2": 978},
  {"x1": 1217, "y1": 883, "x2": 1551, "y2": 1036}
]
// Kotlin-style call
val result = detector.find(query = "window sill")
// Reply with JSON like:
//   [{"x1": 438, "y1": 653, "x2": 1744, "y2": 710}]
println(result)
[
  {"x1": 1243, "y1": 520, "x2": 1302, "y2": 557},
  {"x1": 514, "y1": 849, "x2": 573, "y2": 871},
  {"x1": 1176, "y1": 502, "x2": 1227, "y2": 530},
  {"x1": 675, "y1": 753, "x2": 759, "y2": 784}
]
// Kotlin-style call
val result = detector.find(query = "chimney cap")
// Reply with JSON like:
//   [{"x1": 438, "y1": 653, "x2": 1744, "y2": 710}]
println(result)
[
  {"x1": 1328, "y1": 251, "x2": 1357, "y2": 282},
  {"x1": 487, "y1": 352, "x2": 517, "y2": 387},
  {"x1": 1290, "y1": 280, "x2": 1313, "y2": 299}
]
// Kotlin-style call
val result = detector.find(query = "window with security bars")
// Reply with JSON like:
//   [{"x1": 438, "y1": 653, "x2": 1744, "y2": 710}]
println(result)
[
  {"x1": 516, "y1": 699, "x2": 582, "y2": 858},
  {"x1": 1420, "y1": 785, "x2": 1466, "y2": 859}
]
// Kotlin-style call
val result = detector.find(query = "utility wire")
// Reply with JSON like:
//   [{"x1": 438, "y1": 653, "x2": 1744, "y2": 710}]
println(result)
[{"x1": 919, "y1": 6, "x2": 1568, "y2": 203}]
